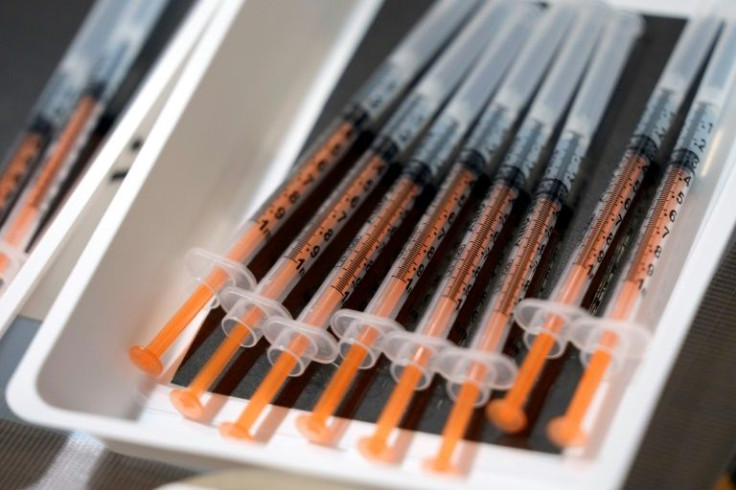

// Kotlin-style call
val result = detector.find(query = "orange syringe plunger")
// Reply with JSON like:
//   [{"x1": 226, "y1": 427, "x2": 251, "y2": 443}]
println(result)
[
  {"x1": 549, "y1": 100, "x2": 722, "y2": 448},
  {"x1": 490, "y1": 12, "x2": 724, "y2": 432},
  {"x1": 302, "y1": 163, "x2": 479, "y2": 443},
  {"x1": 294, "y1": 85, "x2": 519, "y2": 442},
  {"x1": 487, "y1": 140, "x2": 656, "y2": 433},
  {"x1": 127, "y1": 0, "x2": 482, "y2": 377},
  {"x1": 427, "y1": 195, "x2": 560, "y2": 471},
  {"x1": 309, "y1": 86, "x2": 531, "y2": 442},
  {"x1": 222, "y1": 172, "x2": 421, "y2": 440},
  {"x1": 357, "y1": 174, "x2": 521, "y2": 461},
  {"x1": 0, "y1": 94, "x2": 99, "y2": 277},
  {"x1": 169, "y1": 150, "x2": 391, "y2": 419},
  {"x1": 128, "y1": 118, "x2": 358, "y2": 376}
]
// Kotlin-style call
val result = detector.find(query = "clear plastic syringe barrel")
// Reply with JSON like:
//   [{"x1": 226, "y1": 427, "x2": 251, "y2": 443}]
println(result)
[
  {"x1": 168, "y1": 1, "x2": 509, "y2": 416},
  {"x1": 377, "y1": 1, "x2": 612, "y2": 390},
  {"x1": 210, "y1": 1, "x2": 534, "y2": 438},
  {"x1": 266, "y1": 4, "x2": 540, "y2": 372},
  {"x1": 221, "y1": 0, "x2": 519, "y2": 341},
  {"x1": 0, "y1": 0, "x2": 126, "y2": 221},
  {"x1": 358, "y1": 1, "x2": 576, "y2": 324},
  {"x1": 491, "y1": 12, "x2": 722, "y2": 436},
  {"x1": 548, "y1": 22, "x2": 736, "y2": 448},
  {"x1": 608, "y1": 20, "x2": 736, "y2": 321},
  {"x1": 128, "y1": 0, "x2": 481, "y2": 377},
  {"x1": 522, "y1": 13, "x2": 722, "y2": 323},
  {"x1": 442, "y1": 10, "x2": 643, "y2": 399}
]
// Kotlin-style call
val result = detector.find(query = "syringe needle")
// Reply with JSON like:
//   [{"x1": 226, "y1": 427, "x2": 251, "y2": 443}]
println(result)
[
  {"x1": 359, "y1": 3, "x2": 610, "y2": 463},
  {"x1": 217, "y1": 2, "x2": 540, "y2": 441},
  {"x1": 548, "y1": 18, "x2": 736, "y2": 447},
  {"x1": 170, "y1": 1, "x2": 510, "y2": 420},
  {"x1": 297, "y1": 2, "x2": 579, "y2": 444},
  {"x1": 127, "y1": 0, "x2": 481, "y2": 376},
  {"x1": 489, "y1": 11, "x2": 722, "y2": 434}
]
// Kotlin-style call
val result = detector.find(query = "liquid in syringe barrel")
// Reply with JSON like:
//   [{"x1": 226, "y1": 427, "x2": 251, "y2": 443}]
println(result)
[
  {"x1": 226, "y1": 0, "x2": 480, "y2": 265},
  {"x1": 609, "y1": 101, "x2": 714, "y2": 321},
  {"x1": 475, "y1": 131, "x2": 586, "y2": 353},
  {"x1": 127, "y1": 0, "x2": 480, "y2": 376}
]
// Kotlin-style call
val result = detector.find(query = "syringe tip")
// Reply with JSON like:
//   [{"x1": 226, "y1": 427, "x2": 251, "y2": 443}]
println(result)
[
  {"x1": 486, "y1": 400, "x2": 527, "y2": 433},
  {"x1": 295, "y1": 414, "x2": 335, "y2": 444},
  {"x1": 546, "y1": 416, "x2": 587, "y2": 447},
  {"x1": 357, "y1": 436, "x2": 396, "y2": 463},
  {"x1": 219, "y1": 421, "x2": 255, "y2": 441},
  {"x1": 128, "y1": 345, "x2": 163, "y2": 377},
  {"x1": 170, "y1": 389, "x2": 205, "y2": 420}
]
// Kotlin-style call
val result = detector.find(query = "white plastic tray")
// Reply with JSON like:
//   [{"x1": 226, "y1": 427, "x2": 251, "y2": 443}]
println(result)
[{"x1": 8, "y1": 1, "x2": 736, "y2": 489}]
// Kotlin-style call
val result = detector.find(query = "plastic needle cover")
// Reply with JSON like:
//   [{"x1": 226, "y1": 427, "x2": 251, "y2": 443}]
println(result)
[
  {"x1": 489, "y1": 10, "x2": 722, "y2": 435},
  {"x1": 169, "y1": 0, "x2": 514, "y2": 420},
  {"x1": 426, "y1": 10, "x2": 643, "y2": 472},
  {"x1": 127, "y1": 0, "x2": 481, "y2": 376},
  {"x1": 548, "y1": 14, "x2": 736, "y2": 449}
]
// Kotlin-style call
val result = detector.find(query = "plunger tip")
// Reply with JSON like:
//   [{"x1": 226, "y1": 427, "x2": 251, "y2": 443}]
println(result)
[
  {"x1": 357, "y1": 436, "x2": 396, "y2": 463},
  {"x1": 547, "y1": 416, "x2": 587, "y2": 447},
  {"x1": 295, "y1": 414, "x2": 334, "y2": 444},
  {"x1": 486, "y1": 400, "x2": 527, "y2": 433},
  {"x1": 170, "y1": 389, "x2": 205, "y2": 420},
  {"x1": 219, "y1": 422, "x2": 255, "y2": 441},
  {"x1": 128, "y1": 346, "x2": 163, "y2": 377}
]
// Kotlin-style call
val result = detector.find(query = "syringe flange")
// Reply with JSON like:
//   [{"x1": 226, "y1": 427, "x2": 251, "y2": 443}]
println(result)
[
  {"x1": 218, "y1": 286, "x2": 291, "y2": 348},
  {"x1": 262, "y1": 318, "x2": 339, "y2": 376},
  {"x1": 185, "y1": 248, "x2": 257, "y2": 307},
  {"x1": 382, "y1": 331, "x2": 452, "y2": 390},
  {"x1": 514, "y1": 298, "x2": 588, "y2": 358},
  {"x1": 0, "y1": 241, "x2": 28, "y2": 291},
  {"x1": 330, "y1": 309, "x2": 403, "y2": 369},
  {"x1": 568, "y1": 316, "x2": 651, "y2": 376},
  {"x1": 435, "y1": 347, "x2": 518, "y2": 406}
]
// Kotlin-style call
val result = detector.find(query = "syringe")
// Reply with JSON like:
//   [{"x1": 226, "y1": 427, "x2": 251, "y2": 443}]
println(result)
[
  {"x1": 547, "y1": 17, "x2": 736, "y2": 449},
  {"x1": 214, "y1": 4, "x2": 541, "y2": 442},
  {"x1": 168, "y1": 0, "x2": 515, "y2": 420},
  {"x1": 358, "y1": 2, "x2": 611, "y2": 463},
  {"x1": 0, "y1": 0, "x2": 131, "y2": 225},
  {"x1": 296, "y1": 2, "x2": 579, "y2": 445},
  {"x1": 488, "y1": 12, "x2": 722, "y2": 434},
  {"x1": 0, "y1": 0, "x2": 169, "y2": 287},
  {"x1": 127, "y1": 0, "x2": 481, "y2": 376},
  {"x1": 426, "y1": 11, "x2": 642, "y2": 472},
  {"x1": 0, "y1": 0, "x2": 129, "y2": 272}
]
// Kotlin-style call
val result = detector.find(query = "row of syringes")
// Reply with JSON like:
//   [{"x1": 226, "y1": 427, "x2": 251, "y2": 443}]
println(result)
[{"x1": 127, "y1": 0, "x2": 736, "y2": 473}]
